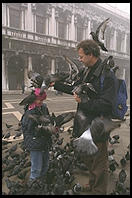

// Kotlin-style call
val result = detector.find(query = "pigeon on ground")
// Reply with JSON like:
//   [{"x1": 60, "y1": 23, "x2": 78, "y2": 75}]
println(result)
[
  {"x1": 120, "y1": 157, "x2": 127, "y2": 167},
  {"x1": 119, "y1": 169, "x2": 127, "y2": 183},
  {"x1": 90, "y1": 18, "x2": 110, "y2": 51},
  {"x1": 125, "y1": 151, "x2": 130, "y2": 161},
  {"x1": 6, "y1": 123, "x2": 13, "y2": 129},
  {"x1": 108, "y1": 149, "x2": 115, "y2": 156},
  {"x1": 3, "y1": 132, "x2": 11, "y2": 139},
  {"x1": 72, "y1": 183, "x2": 82, "y2": 194},
  {"x1": 109, "y1": 159, "x2": 118, "y2": 173},
  {"x1": 13, "y1": 131, "x2": 23, "y2": 139}
]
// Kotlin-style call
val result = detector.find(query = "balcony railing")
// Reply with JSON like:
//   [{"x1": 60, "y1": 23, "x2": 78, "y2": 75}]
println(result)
[
  {"x1": 2, "y1": 26, "x2": 77, "y2": 48},
  {"x1": 2, "y1": 25, "x2": 130, "y2": 60}
]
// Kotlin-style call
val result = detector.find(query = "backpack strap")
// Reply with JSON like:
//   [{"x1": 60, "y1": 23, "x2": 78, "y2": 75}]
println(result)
[{"x1": 100, "y1": 75, "x2": 104, "y2": 90}]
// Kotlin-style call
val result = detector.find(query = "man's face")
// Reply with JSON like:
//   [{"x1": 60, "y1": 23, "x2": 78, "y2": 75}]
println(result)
[{"x1": 78, "y1": 48, "x2": 93, "y2": 67}]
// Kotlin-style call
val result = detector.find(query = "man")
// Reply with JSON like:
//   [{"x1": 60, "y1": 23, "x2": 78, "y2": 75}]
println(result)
[{"x1": 50, "y1": 39, "x2": 117, "y2": 194}]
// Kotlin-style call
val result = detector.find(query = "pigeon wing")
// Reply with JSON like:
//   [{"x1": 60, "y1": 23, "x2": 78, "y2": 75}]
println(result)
[
  {"x1": 96, "y1": 18, "x2": 110, "y2": 41},
  {"x1": 19, "y1": 94, "x2": 36, "y2": 106},
  {"x1": 63, "y1": 55, "x2": 79, "y2": 81}
]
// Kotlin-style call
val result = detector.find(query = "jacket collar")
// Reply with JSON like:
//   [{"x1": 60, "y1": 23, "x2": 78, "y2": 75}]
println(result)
[{"x1": 91, "y1": 58, "x2": 103, "y2": 78}]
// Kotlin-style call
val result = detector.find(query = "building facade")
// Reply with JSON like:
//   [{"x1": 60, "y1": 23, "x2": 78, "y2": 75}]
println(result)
[{"x1": 2, "y1": 3, "x2": 130, "y2": 100}]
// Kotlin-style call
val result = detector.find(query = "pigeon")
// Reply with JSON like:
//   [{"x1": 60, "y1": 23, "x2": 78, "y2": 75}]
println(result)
[
  {"x1": 108, "y1": 149, "x2": 115, "y2": 156},
  {"x1": 6, "y1": 123, "x2": 13, "y2": 129},
  {"x1": 2, "y1": 140, "x2": 12, "y2": 145},
  {"x1": 72, "y1": 82, "x2": 97, "y2": 98},
  {"x1": 19, "y1": 92, "x2": 36, "y2": 106},
  {"x1": 90, "y1": 18, "x2": 110, "y2": 52},
  {"x1": 53, "y1": 112, "x2": 75, "y2": 127},
  {"x1": 119, "y1": 169, "x2": 127, "y2": 183},
  {"x1": 28, "y1": 70, "x2": 44, "y2": 88},
  {"x1": 112, "y1": 135, "x2": 120, "y2": 141},
  {"x1": 125, "y1": 151, "x2": 130, "y2": 161},
  {"x1": 73, "y1": 128, "x2": 98, "y2": 156},
  {"x1": 120, "y1": 157, "x2": 127, "y2": 167},
  {"x1": 57, "y1": 138, "x2": 64, "y2": 145},
  {"x1": 63, "y1": 55, "x2": 80, "y2": 82},
  {"x1": 109, "y1": 160, "x2": 118, "y2": 173},
  {"x1": 13, "y1": 131, "x2": 22, "y2": 139},
  {"x1": 72, "y1": 183, "x2": 82, "y2": 194},
  {"x1": 3, "y1": 132, "x2": 10, "y2": 139},
  {"x1": 109, "y1": 136, "x2": 120, "y2": 145}
]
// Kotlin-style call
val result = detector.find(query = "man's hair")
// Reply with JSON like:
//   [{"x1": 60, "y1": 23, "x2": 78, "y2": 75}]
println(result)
[{"x1": 77, "y1": 39, "x2": 100, "y2": 57}]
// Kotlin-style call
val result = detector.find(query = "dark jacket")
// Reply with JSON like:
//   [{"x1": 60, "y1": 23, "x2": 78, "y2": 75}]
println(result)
[
  {"x1": 54, "y1": 58, "x2": 118, "y2": 137},
  {"x1": 21, "y1": 103, "x2": 52, "y2": 151}
]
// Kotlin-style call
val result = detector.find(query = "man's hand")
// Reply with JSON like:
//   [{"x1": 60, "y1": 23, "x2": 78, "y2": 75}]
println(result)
[{"x1": 73, "y1": 92, "x2": 81, "y2": 103}]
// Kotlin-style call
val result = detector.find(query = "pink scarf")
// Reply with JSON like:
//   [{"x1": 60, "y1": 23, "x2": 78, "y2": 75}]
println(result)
[{"x1": 28, "y1": 88, "x2": 47, "y2": 110}]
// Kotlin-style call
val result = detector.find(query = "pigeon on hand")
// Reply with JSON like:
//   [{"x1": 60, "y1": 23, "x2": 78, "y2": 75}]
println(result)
[
  {"x1": 90, "y1": 18, "x2": 110, "y2": 52},
  {"x1": 73, "y1": 128, "x2": 98, "y2": 156}
]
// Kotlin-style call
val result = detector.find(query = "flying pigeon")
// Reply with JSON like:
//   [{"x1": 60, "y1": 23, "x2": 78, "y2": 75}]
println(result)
[
  {"x1": 19, "y1": 92, "x2": 36, "y2": 106},
  {"x1": 28, "y1": 70, "x2": 44, "y2": 88},
  {"x1": 90, "y1": 18, "x2": 110, "y2": 51},
  {"x1": 63, "y1": 55, "x2": 81, "y2": 83},
  {"x1": 53, "y1": 112, "x2": 75, "y2": 127}
]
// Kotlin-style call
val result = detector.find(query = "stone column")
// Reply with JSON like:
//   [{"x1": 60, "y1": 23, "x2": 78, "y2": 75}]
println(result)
[
  {"x1": 122, "y1": 68, "x2": 126, "y2": 80},
  {"x1": 2, "y1": 3, "x2": 6, "y2": 26},
  {"x1": 26, "y1": 3, "x2": 33, "y2": 31},
  {"x1": 50, "y1": 6, "x2": 56, "y2": 37},
  {"x1": 51, "y1": 58, "x2": 55, "y2": 74},
  {"x1": 88, "y1": 20, "x2": 91, "y2": 39},
  {"x1": 121, "y1": 33, "x2": 127, "y2": 53},
  {"x1": 49, "y1": 58, "x2": 55, "y2": 91},
  {"x1": 26, "y1": 56, "x2": 33, "y2": 89},
  {"x1": 113, "y1": 29, "x2": 117, "y2": 51},
  {"x1": 21, "y1": 10, "x2": 24, "y2": 30},
  {"x1": 70, "y1": 14, "x2": 75, "y2": 41},
  {"x1": 2, "y1": 53, "x2": 7, "y2": 90}
]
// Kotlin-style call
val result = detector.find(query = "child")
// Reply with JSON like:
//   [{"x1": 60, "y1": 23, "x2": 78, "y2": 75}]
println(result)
[{"x1": 21, "y1": 88, "x2": 55, "y2": 184}]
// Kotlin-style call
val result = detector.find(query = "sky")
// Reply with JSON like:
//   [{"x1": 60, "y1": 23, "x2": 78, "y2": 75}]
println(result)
[{"x1": 108, "y1": 3, "x2": 130, "y2": 15}]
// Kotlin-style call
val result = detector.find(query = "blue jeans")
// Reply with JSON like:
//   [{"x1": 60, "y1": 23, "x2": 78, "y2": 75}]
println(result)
[{"x1": 30, "y1": 149, "x2": 49, "y2": 180}]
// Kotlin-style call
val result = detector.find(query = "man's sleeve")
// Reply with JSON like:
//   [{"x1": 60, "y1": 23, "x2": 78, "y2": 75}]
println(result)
[{"x1": 54, "y1": 81, "x2": 74, "y2": 95}]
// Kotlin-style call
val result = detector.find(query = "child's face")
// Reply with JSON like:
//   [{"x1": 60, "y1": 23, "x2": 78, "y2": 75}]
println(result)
[{"x1": 35, "y1": 99, "x2": 44, "y2": 106}]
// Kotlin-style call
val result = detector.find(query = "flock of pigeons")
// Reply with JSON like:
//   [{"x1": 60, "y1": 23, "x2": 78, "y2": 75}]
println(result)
[{"x1": 2, "y1": 116, "x2": 130, "y2": 195}]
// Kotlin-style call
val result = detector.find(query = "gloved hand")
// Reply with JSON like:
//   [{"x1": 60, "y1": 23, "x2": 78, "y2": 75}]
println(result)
[{"x1": 73, "y1": 128, "x2": 98, "y2": 156}]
